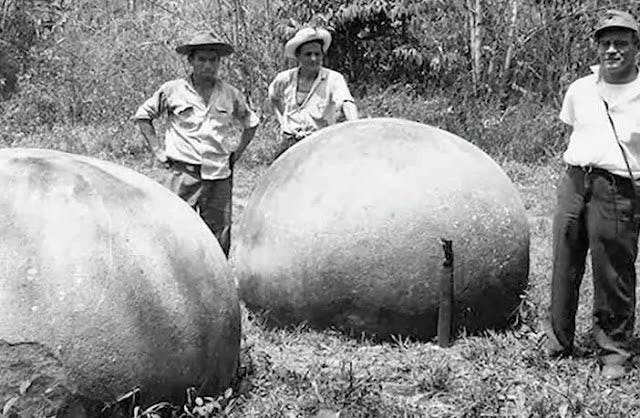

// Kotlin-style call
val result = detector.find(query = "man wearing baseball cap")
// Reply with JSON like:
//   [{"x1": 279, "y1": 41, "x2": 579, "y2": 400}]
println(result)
[
  {"x1": 543, "y1": 10, "x2": 640, "y2": 379},
  {"x1": 134, "y1": 31, "x2": 259, "y2": 258}
]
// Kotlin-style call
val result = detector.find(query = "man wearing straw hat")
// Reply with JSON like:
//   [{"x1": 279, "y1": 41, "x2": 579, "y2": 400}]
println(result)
[
  {"x1": 267, "y1": 26, "x2": 359, "y2": 158},
  {"x1": 134, "y1": 31, "x2": 259, "y2": 258}
]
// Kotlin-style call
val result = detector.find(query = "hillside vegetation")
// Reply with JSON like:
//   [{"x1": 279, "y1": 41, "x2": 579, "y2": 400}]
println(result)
[
  {"x1": 4, "y1": 1, "x2": 640, "y2": 417},
  {"x1": 1, "y1": 0, "x2": 638, "y2": 165}
]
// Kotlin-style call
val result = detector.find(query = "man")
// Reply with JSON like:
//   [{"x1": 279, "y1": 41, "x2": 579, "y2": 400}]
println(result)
[
  {"x1": 544, "y1": 10, "x2": 640, "y2": 379},
  {"x1": 267, "y1": 27, "x2": 358, "y2": 159},
  {"x1": 134, "y1": 31, "x2": 259, "y2": 258}
]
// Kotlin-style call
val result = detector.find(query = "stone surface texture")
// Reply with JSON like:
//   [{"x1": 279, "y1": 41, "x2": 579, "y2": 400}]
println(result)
[
  {"x1": 234, "y1": 118, "x2": 529, "y2": 340},
  {"x1": 0, "y1": 148, "x2": 240, "y2": 410}
]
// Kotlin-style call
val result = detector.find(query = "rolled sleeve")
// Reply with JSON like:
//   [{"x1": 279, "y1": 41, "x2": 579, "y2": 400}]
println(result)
[
  {"x1": 134, "y1": 87, "x2": 166, "y2": 121},
  {"x1": 331, "y1": 73, "x2": 354, "y2": 107}
]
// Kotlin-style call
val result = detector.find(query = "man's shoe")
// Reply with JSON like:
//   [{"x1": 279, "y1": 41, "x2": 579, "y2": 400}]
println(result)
[
  {"x1": 601, "y1": 364, "x2": 627, "y2": 380},
  {"x1": 539, "y1": 319, "x2": 571, "y2": 358},
  {"x1": 545, "y1": 344, "x2": 571, "y2": 359}
]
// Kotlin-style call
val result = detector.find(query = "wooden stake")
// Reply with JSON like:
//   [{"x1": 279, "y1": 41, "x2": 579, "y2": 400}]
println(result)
[{"x1": 438, "y1": 238, "x2": 454, "y2": 348}]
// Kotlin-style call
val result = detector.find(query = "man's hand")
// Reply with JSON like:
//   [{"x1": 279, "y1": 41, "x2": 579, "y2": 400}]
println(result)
[
  {"x1": 136, "y1": 119, "x2": 167, "y2": 165},
  {"x1": 229, "y1": 151, "x2": 236, "y2": 171},
  {"x1": 233, "y1": 126, "x2": 258, "y2": 169},
  {"x1": 154, "y1": 149, "x2": 168, "y2": 164},
  {"x1": 342, "y1": 101, "x2": 359, "y2": 121}
]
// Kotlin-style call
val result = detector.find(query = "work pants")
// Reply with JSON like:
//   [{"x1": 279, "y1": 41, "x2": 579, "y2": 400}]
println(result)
[
  {"x1": 549, "y1": 165, "x2": 640, "y2": 366},
  {"x1": 165, "y1": 159, "x2": 232, "y2": 258}
]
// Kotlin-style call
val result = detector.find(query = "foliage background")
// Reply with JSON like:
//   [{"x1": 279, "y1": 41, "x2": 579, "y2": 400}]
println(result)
[
  {"x1": 1, "y1": 0, "x2": 639, "y2": 165},
  {"x1": 4, "y1": 1, "x2": 640, "y2": 417}
]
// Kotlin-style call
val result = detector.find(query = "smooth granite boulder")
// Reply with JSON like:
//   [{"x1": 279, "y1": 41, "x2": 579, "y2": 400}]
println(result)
[
  {"x1": 235, "y1": 118, "x2": 529, "y2": 341},
  {"x1": 0, "y1": 148, "x2": 240, "y2": 414}
]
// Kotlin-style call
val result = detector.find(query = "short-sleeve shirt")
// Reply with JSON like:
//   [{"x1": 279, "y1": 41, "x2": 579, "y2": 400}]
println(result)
[
  {"x1": 134, "y1": 77, "x2": 259, "y2": 180},
  {"x1": 560, "y1": 65, "x2": 640, "y2": 178},
  {"x1": 268, "y1": 67, "x2": 354, "y2": 137}
]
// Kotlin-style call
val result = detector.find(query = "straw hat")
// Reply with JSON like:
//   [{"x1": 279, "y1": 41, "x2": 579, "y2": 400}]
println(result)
[
  {"x1": 284, "y1": 27, "x2": 332, "y2": 59},
  {"x1": 175, "y1": 31, "x2": 234, "y2": 56}
]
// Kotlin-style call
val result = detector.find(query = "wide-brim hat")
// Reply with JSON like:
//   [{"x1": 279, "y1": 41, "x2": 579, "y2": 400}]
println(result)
[
  {"x1": 284, "y1": 27, "x2": 332, "y2": 59},
  {"x1": 594, "y1": 9, "x2": 639, "y2": 36},
  {"x1": 175, "y1": 31, "x2": 234, "y2": 56}
]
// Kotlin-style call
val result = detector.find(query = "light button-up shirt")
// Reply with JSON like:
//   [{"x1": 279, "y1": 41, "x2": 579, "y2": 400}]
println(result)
[
  {"x1": 268, "y1": 67, "x2": 354, "y2": 138},
  {"x1": 135, "y1": 77, "x2": 259, "y2": 180}
]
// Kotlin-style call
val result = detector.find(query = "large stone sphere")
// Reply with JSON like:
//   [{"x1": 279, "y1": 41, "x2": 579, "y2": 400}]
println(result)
[
  {"x1": 0, "y1": 148, "x2": 240, "y2": 410},
  {"x1": 235, "y1": 118, "x2": 529, "y2": 341}
]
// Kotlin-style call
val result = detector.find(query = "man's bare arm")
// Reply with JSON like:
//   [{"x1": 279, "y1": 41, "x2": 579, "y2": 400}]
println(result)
[
  {"x1": 233, "y1": 125, "x2": 259, "y2": 163},
  {"x1": 342, "y1": 101, "x2": 359, "y2": 121},
  {"x1": 136, "y1": 119, "x2": 167, "y2": 163}
]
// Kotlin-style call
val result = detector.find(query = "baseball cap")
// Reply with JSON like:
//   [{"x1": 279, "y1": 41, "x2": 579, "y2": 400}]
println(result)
[{"x1": 594, "y1": 9, "x2": 639, "y2": 36}]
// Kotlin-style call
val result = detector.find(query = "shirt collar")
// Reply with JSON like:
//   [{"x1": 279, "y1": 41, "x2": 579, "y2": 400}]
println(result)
[
  {"x1": 294, "y1": 66, "x2": 328, "y2": 81},
  {"x1": 292, "y1": 67, "x2": 328, "y2": 108}
]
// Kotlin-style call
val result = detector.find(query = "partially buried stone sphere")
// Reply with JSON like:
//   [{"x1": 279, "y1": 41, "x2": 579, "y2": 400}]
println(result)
[
  {"x1": 235, "y1": 118, "x2": 529, "y2": 341},
  {"x1": 0, "y1": 148, "x2": 240, "y2": 413}
]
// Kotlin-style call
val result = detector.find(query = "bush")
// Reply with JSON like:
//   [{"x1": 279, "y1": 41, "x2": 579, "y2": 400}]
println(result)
[
  {"x1": 0, "y1": 0, "x2": 632, "y2": 166},
  {"x1": 357, "y1": 85, "x2": 565, "y2": 164},
  {"x1": 443, "y1": 94, "x2": 566, "y2": 164},
  {"x1": 0, "y1": 123, "x2": 147, "y2": 162}
]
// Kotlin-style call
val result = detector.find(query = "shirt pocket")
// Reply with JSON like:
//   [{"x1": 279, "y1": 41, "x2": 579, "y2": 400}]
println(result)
[
  {"x1": 610, "y1": 108, "x2": 640, "y2": 155},
  {"x1": 626, "y1": 124, "x2": 640, "y2": 157},
  {"x1": 307, "y1": 99, "x2": 329, "y2": 120},
  {"x1": 171, "y1": 103, "x2": 199, "y2": 130},
  {"x1": 209, "y1": 102, "x2": 234, "y2": 127},
  {"x1": 627, "y1": 106, "x2": 640, "y2": 139}
]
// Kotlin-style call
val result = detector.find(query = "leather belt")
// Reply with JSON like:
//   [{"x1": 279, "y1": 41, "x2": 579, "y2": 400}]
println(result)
[
  {"x1": 568, "y1": 165, "x2": 636, "y2": 193},
  {"x1": 166, "y1": 158, "x2": 201, "y2": 175}
]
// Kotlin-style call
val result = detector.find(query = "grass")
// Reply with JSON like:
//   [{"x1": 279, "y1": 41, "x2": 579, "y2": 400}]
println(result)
[
  {"x1": 226, "y1": 158, "x2": 640, "y2": 418},
  {"x1": 0, "y1": 1, "x2": 633, "y2": 414},
  {"x1": 4, "y1": 126, "x2": 640, "y2": 417},
  {"x1": 132, "y1": 154, "x2": 640, "y2": 417}
]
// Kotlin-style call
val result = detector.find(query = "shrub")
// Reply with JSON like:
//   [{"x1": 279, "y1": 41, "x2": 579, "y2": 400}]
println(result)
[
  {"x1": 357, "y1": 85, "x2": 565, "y2": 164},
  {"x1": 0, "y1": 0, "x2": 633, "y2": 165}
]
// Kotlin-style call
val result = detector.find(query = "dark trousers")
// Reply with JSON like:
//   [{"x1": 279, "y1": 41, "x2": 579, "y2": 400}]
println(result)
[
  {"x1": 165, "y1": 160, "x2": 232, "y2": 258},
  {"x1": 549, "y1": 165, "x2": 639, "y2": 365}
]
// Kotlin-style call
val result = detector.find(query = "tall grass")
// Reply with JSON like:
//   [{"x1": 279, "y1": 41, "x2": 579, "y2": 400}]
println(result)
[
  {"x1": 0, "y1": 86, "x2": 566, "y2": 168},
  {"x1": 0, "y1": 0, "x2": 609, "y2": 165}
]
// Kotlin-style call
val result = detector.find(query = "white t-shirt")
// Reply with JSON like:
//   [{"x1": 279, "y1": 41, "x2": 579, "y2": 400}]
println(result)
[{"x1": 560, "y1": 65, "x2": 640, "y2": 178}]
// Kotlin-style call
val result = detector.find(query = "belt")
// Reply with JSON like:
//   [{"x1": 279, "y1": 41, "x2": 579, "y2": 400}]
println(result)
[
  {"x1": 568, "y1": 165, "x2": 636, "y2": 193},
  {"x1": 166, "y1": 158, "x2": 201, "y2": 175},
  {"x1": 283, "y1": 131, "x2": 310, "y2": 142}
]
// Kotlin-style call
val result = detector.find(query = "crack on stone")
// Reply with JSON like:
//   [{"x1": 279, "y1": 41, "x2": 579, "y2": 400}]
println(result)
[{"x1": 0, "y1": 339, "x2": 120, "y2": 418}]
